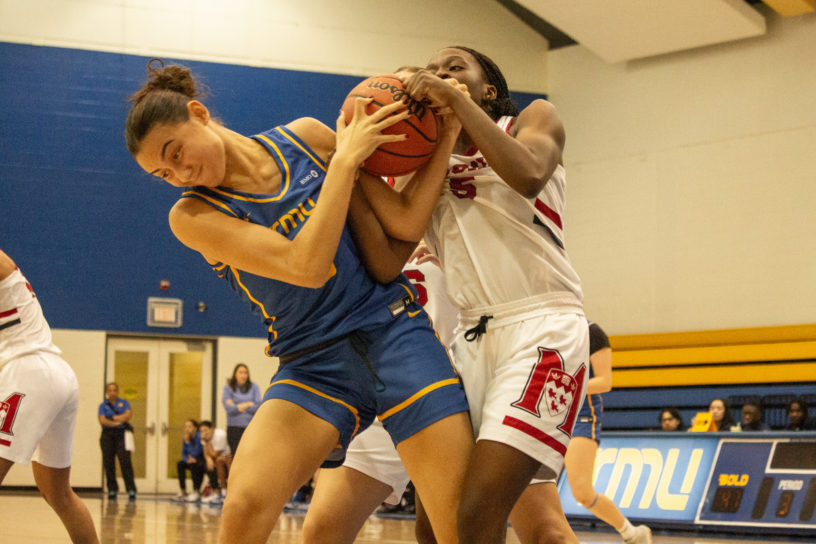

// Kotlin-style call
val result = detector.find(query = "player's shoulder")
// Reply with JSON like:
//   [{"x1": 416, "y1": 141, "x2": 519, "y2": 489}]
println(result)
[
  {"x1": 512, "y1": 99, "x2": 562, "y2": 133},
  {"x1": 284, "y1": 117, "x2": 334, "y2": 158}
]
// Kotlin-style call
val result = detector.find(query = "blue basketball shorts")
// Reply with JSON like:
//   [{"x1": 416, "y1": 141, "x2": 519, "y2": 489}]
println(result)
[
  {"x1": 262, "y1": 301, "x2": 468, "y2": 467},
  {"x1": 572, "y1": 393, "x2": 603, "y2": 443}
]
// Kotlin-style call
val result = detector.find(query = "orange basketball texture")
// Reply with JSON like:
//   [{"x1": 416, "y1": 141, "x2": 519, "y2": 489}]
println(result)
[{"x1": 341, "y1": 75, "x2": 438, "y2": 177}]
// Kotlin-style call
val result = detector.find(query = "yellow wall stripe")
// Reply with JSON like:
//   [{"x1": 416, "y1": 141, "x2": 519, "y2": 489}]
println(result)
[
  {"x1": 379, "y1": 378, "x2": 460, "y2": 421},
  {"x1": 613, "y1": 340, "x2": 816, "y2": 368},
  {"x1": 611, "y1": 323, "x2": 816, "y2": 350},
  {"x1": 613, "y1": 361, "x2": 816, "y2": 388},
  {"x1": 266, "y1": 379, "x2": 360, "y2": 437}
]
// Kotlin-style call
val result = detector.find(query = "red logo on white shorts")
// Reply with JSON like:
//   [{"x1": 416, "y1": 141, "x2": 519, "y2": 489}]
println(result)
[
  {"x1": 0, "y1": 393, "x2": 25, "y2": 446},
  {"x1": 544, "y1": 369, "x2": 577, "y2": 418}
]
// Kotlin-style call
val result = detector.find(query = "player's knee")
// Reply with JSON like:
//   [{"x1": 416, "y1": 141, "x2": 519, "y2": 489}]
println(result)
[
  {"x1": 40, "y1": 486, "x2": 75, "y2": 513},
  {"x1": 457, "y1": 494, "x2": 501, "y2": 538},
  {"x1": 572, "y1": 488, "x2": 597, "y2": 509}
]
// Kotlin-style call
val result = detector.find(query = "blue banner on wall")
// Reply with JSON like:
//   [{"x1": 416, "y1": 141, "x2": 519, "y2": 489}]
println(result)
[{"x1": 558, "y1": 434, "x2": 720, "y2": 522}]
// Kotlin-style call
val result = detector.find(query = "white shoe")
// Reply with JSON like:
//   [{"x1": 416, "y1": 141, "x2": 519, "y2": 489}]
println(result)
[
  {"x1": 202, "y1": 493, "x2": 221, "y2": 504},
  {"x1": 174, "y1": 491, "x2": 186, "y2": 501},
  {"x1": 624, "y1": 525, "x2": 652, "y2": 544},
  {"x1": 185, "y1": 491, "x2": 201, "y2": 502}
]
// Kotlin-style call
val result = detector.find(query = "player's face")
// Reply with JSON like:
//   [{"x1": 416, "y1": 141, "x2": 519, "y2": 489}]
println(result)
[
  {"x1": 135, "y1": 110, "x2": 225, "y2": 188},
  {"x1": 425, "y1": 48, "x2": 495, "y2": 108},
  {"x1": 661, "y1": 411, "x2": 679, "y2": 431},
  {"x1": 709, "y1": 400, "x2": 725, "y2": 422}
]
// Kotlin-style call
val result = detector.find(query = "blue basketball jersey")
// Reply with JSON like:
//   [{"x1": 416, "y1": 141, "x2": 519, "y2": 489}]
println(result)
[{"x1": 179, "y1": 125, "x2": 416, "y2": 356}]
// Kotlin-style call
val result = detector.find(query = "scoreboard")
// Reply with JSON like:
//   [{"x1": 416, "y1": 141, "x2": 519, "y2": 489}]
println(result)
[
  {"x1": 558, "y1": 432, "x2": 816, "y2": 535},
  {"x1": 697, "y1": 438, "x2": 816, "y2": 529}
]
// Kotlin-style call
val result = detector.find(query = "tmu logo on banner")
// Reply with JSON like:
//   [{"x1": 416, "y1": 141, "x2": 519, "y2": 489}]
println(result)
[{"x1": 558, "y1": 435, "x2": 720, "y2": 522}]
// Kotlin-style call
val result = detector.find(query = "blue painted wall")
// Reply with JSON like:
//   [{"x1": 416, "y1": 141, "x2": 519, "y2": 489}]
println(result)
[{"x1": 0, "y1": 42, "x2": 546, "y2": 337}]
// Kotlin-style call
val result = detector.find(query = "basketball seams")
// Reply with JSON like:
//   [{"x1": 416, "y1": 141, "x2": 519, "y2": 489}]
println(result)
[
  {"x1": 342, "y1": 75, "x2": 438, "y2": 176},
  {"x1": 345, "y1": 94, "x2": 437, "y2": 144}
]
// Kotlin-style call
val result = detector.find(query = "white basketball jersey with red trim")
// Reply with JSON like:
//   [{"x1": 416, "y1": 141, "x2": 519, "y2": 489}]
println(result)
[
  {"x1": 425, "y1": 116, "x2": 583, "y2": 311},
  {"x1": 0, "y1": 269, "x2": 61, "y2": 369},
  {"x1": 402, "y1": 258, "x2": 458, "y2": 348}
]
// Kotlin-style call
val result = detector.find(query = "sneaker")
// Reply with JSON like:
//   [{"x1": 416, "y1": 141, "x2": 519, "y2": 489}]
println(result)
[
  {"x1": 174, "y1": 491, "x2": 187, "y2": 501},
  {"x1": 624, "y1": 525, "x2": 652, "y2": 544},
  {"x1": 128, "y1": 491, "x2": 136, "y2": 502},
  {"x1": 107, "y1": 491, "x2": 117, "y2": 500},
  {"x1": 202, "y1": 493, "x2": 222, "y2": 505},
  {"x1": 185, "y1": 491, "x2": 201, "y2": 502}
]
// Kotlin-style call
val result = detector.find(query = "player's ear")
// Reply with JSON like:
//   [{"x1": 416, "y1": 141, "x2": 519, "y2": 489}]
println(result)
[
  {"x1": 187, "y1": 100, "x2": 210, "y2": 124},
  {"x1": 482, "y1": 84, "x2": 497, "y2": 102}
]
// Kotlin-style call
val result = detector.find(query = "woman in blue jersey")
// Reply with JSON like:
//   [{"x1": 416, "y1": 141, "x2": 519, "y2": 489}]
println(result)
[{"x1": 124, "y1": 60, "x2": 472, "y2": 544}]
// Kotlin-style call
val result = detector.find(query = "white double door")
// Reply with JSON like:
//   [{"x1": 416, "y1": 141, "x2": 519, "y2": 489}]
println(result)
[{"x1": 105, "y1": 337, "x2": 214, "y2": 494}]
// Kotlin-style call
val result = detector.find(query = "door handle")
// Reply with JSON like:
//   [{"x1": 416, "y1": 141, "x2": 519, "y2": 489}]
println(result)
[
  {"x1": 161, "y1": 422, "x2": 168, "y2": 436},
  {"x1": 146, "y1": 422, "x2": 156, "y2": 435}
]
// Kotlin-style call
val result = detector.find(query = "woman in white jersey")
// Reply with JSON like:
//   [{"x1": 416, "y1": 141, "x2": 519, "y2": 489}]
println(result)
[
  {"x1": 0, "y1": 249, "x2": 99, "y2": 543},
  {"x1": 352, "y1": 46, "x2": 591, "y2": 543}
]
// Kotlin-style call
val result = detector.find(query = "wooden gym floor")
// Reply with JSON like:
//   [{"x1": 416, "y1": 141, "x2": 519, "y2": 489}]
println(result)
[{"x1": 0, "y1": 491, "x2": 811, "y2": 543}]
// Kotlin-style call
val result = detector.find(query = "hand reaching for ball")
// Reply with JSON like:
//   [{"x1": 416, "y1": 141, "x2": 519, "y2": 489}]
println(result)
[{"x1": 335, "y1": 98, "x2": 410, "y2": 170}]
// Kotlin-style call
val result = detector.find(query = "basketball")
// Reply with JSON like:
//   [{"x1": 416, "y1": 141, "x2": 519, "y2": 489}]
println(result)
[{"x1": 341, "y1": 74, "x2": 438, "y2": 177}]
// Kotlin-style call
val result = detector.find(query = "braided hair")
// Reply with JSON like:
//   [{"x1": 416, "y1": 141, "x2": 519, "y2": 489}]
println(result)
[
  {"x1": 448, "y1": 46, "x2": 519, "y2": 120},
  {"x1": 125, "y1": 59, "x2": 206, "y2": 154}
]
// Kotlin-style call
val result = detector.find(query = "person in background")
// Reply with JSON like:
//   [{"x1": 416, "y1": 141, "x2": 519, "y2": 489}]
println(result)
[
  {"x1": 0, "y1": 249, "x2": 99, "y2": 543},
  {"x1": 658, "y1": 407, "x2": 685, "y2": 431},
  {"x1": 785, "y1": 397, "x2": 814, "y2": 430},
  {"x1": 98, "y1": 382, "x2": 137, "y2": 500},
  {"x1": 738, "y1": 398, "x2": 770, "y2": 431},
  {"x1": 199, "y1": 420, "x2": 232, "y2": 504},
  {"x1": 560, "y1": 322, "x2": 651, "y2": 544},
  {"x1": 221, "y1": 363, "x2": 261, "y2": 455},
  {"x1": 692, "y1": 398, "x2": 735, "y2": 432},
  {"x1": 177, "y1": 419, "x2": 205, "y2": 502}
]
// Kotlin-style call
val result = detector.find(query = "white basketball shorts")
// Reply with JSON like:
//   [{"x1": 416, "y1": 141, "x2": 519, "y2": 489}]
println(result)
[
  {"x1": 342, "y1": 419, "x2": 409, "y2": 505},
  {"x1": 0, "y1": 351, "x2": 79, "y2": 468},
  {"x1": 453, "y1": 296, "x2": 589, "y2": 477}
]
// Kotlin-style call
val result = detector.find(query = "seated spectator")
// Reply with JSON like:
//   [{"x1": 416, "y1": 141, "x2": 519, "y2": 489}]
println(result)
[
  {"x1": 659, "y1": 407, "x2": 685, "y2": 431},
  {"x1": 738, "y1": 398, "x2": 770, "y2": 431},
  {"x1": 785, "y1": 397, "x2": 815, "y2": 431},
  {"x1": 691, "y1": 398, "x2": 736, "y2": 432},
  {"x1": 199, "y1": 420, "x2": 232, "y2": 504},
  {"x1": 176, "y1": 419, "x2": 205, "y2": 502}
]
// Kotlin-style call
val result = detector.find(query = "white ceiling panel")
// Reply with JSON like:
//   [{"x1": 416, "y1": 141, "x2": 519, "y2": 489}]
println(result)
[{"x1": 514, "y1": 0, "x2": 767, "y2": 62}]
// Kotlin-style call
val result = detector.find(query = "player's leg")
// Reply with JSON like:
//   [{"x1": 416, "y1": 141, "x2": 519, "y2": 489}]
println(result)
[
  {"x1": 414, "y1": 494, "x2": 437, "y2": 544},
  {"x1": 0, "y1": 456, "x2": 13, "y2": 483},
  {"x1": 302, "y1": 466, "x2": 392, "y2": 544},
  {"x1": 396, "y1": 411, "x2": 473, "y2": 544},
  {"x1": 564, "y1": 437, "x2": 651, "y2": 543},
  {"x1": 564, "y1": 437, "x2": 624, "y2": 526},
  {"x1": 373, "y1": 311, "x2": 474, "y2": 544},
  {"x1": 458, "y1": 439, "x2": 541, "y2": 542},
  {"x1": 217, "y1": 399, "x2": 339, "y2": 544},
  {"x1": 509, "y1": 481, "x2": 578, "y2": 544},
  {"x1": 31, "y1": 462, "x2": 99, "y2": 544}
]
